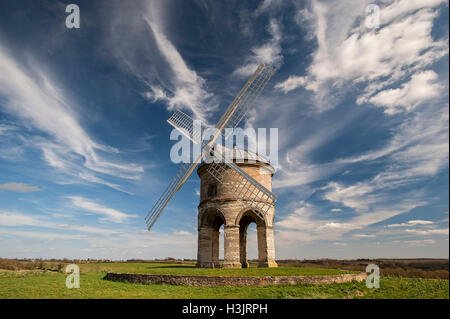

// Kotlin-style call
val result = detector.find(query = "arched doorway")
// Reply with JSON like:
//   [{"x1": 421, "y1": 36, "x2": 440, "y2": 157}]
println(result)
[
  {"x1": 237, "y1": 210, "x2": 265, "y2": 268},
  {"x1": 197, "y1": 208, "x2": 225, "y2": 268}
]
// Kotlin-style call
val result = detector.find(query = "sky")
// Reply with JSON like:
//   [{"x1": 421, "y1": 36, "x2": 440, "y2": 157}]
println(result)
[{"x1": 0, "y1": 0, "x2": 448, "y2": 260}]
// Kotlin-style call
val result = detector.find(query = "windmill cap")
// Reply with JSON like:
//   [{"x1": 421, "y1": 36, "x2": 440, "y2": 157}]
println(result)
[{"x1": 198, "y1": 144, "x2": 272, "y2": 168}]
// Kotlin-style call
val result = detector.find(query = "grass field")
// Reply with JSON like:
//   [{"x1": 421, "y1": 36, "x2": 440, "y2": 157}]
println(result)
[
  {"x1": 79, "y1": 262, "x2": 353, "y2": 276},
  {"x1": 0, "y1": 262, "x2": 448, "y2": 299}
]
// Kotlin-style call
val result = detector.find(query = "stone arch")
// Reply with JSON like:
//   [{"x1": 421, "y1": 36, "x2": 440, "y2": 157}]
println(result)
[
  {"x1": 197, "y1": 208, "x2": 225, "y2": 268},
  {"x1": 236, "y1": 209, "x2": 262, "y2": 268},
  {"x1": 235, "y1": 208, "x2": 277, "y2": 268},
  {"x1": 234, "y1": 208, "x2": 266, "y2": 228},
  {"x1": 197, "y1": 159, "x2": 278, "y2": 268},
  {"x1": 199, "y1": 207, "x2": 225, "y2": 229}
]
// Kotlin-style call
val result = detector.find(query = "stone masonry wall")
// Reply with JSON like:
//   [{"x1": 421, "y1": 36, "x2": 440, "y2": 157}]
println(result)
[
  {"x1": 197, "y1": 161, "x2": 277, "y2": 268},
  {"x1": 105, "y1": 272, "x2": 367, "y2": 287}
]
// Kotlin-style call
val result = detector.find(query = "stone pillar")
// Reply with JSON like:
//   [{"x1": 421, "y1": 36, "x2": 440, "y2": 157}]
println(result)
[
  {"x1": 223, "y1": 225, "x2": 241, "y2": 268},
  {"x1": 265, "y1": 226, "x2": 277, "y2": 267},
  {"x1": 257, "y1": 226, "x2": 278, "y2": 268},
  {"x1": 197, "y1": 227, "x2": 214, "y2": 268},
  {"x1": 211, "y1": 229, "x2": 220, "y2": 268},
  {"x1": 239, "y1": 228, "x2": 249, "y2": 268}
]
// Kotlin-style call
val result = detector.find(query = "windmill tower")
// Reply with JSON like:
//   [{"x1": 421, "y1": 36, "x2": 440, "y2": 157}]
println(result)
[
  {"x1": 197, "y1": 147, "x2": 277, "y2": 268},
  {"x1": 145, "y1": 64, "x2": 278, "y2": 268}
]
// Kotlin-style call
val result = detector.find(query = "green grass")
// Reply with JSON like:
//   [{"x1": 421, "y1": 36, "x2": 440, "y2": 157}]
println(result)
[
  {"x1": 0, "y1": 263, "x2": 448, "y2": 299},
  {"x1": 78, "y1": 262, "x2": 352, "y2": 276}
]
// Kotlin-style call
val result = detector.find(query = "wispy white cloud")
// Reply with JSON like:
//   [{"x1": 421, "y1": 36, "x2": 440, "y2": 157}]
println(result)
[
  {"x1": 332, "y1": 242, "x2": 348, "y2": 246},
  {"x1": 276, "y1": 200, "x2": 425, "y2": 243},
  {"x1": 0, "y1": 123, "x2": 17, "y2": 135},
  {"x1": 266, "y1": 1, "x2": 448, "y2": 194},
  {"x1": 272, "y1": 107, "x2": 363, "y2": 189},
  {"x1": 323, "y1": 105, "x2": 448, "y2": 210},
  {"x1": 0, "y1": 183, "x2": 41, "y2": 193},
  {"x1": 274, "y1": 75, "x2": 307, "y2": 93},
  {"x1": 381, "y1": 0, "x2": 447, "y2": 24},
  {"x1": 365, "y1": 70, "x2": 443, "y2": 114},
  {"x1": 105, "y1": 1, "x2": 216, "y2": 124},
  {"x1": 0, "y1": 211, "x2": 119, "y2": 235},
  {"x1": 322, "y1": 182, "x2": 378, "y2": 212},
  {"x1": 0, "y1": 220, "x2": 198, "y2": 259},
  {"x1": 275, "y1": 0, "x2": 448, "y2": 112},
  {"x1": 144, "y1": 18, "x2": 216, "y2": 122},
  {"x1": 0, "y1": 212, "x2": 39, "y2": 226},
  {"x1": 233, "y1": 19, "x2": 283, "y2": 77},
  {"x1": 0, "y1": 46, "x2": 144, "y2": 190},
  {"x1": 273, "y1": 161, "x2": 342, "y2": 189},
  {"x1": 254, "y1": 0, "x2": 284, "y2": 16},
  {"x1": 173, "y1": 230, "x2": 192, "y2": 236},
  {"x1": 404, "y1": 228, "x2": 449, "y2": 235},
  {"x1": 386, "y1": 220, "x2": 434, "y2": 227},
  {"x1": 68, "y1": 196, "x2": 137, "y2": 223},
  {"x1": 276, "y1": 102, "x2": 448, "y2": 204},
  {"x1": 0, "y1": 125, "x2": 25, "y2": 160},
  {"x1": 400, "y1": 239, "x2": 437, "y2": 246},
  {"x1": 77, "y1": 172, "x2": 132, "y2": 195},
  {"x1": 352, "y1": 234, "x2": 376, "y2": 238},
  {"x1": 0, "y1": 228, "x2": 88, "y2": 242},
  {"x1": 277, "y1": 107, "x2": 448, "y2": 241}
]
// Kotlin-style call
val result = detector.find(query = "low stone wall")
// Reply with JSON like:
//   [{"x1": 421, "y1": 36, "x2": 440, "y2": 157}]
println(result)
[{"x1": 104, "y1": 272, "x2": 367, "y2": 287}]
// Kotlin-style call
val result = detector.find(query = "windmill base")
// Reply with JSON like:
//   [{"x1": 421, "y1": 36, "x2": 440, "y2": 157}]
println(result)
[
  {"x1": 222, "y1": 261, "x2": 242, "y2": 268},
  {"x1": 105, "y1": 272, "x2": 367, "y2": 287},
  {"x1": 195, "y1": 261, "x2": 277, "y2": 268}
]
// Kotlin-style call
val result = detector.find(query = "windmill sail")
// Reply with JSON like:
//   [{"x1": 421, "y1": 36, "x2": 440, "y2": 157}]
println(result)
[
  {"x1": 145, "y1": 64, "x2": 276, "y2": 230},
  {"x1": 215, "y1": 64, "x2": 275, "y2": 137},
  {"x1": 145, "y1": 161, "x2": 199, "y2": 230},
  {"x1": 167, "y1": 110, "x2": 210, "y2": 145},
  {"x1": 167, "y1": 113, "x2": 278, "y2": 221},
  {"x1": 206, "y1": 160, "x2": 277, "y2": 221}
]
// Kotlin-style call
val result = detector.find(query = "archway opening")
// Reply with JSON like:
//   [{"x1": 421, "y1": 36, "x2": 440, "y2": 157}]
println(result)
[
  {"x1": 238, "y1": 210, "x2": 265, "y2": 268},
  {"x1": 246, "y1": 223, "x2": 258, "y2": 261},
  {"x1": 218, "y1": 224, "x2": 224, "y2": 264},
  {"x1": 199, "y1": 209, "x2": 225, "y2": 268}
]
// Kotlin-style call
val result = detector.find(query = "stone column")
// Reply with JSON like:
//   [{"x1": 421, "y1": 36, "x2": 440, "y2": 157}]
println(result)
[
  {"x1": 257, "y1": 226, "x2": 278, "y2": 268},
  {"x1": 223, "y1": 225, "x2": 241, "y2": 268},
  {"x1": 239, "y1": 228, "x2": 249, "y2": 268},
  {"x1": 197, "y1": 226, "x2": 214, "y2": 268},
  {"x1": 211, "y1": 229, "x2": 220, "y2": 268}
]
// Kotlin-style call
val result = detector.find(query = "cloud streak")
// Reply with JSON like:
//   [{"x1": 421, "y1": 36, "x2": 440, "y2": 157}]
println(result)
[
  {"x1": 275, "y1": 0, "x2": 448, "y2": 112},
  {"x1": 0, "y1": 183, "x2": 41, "y2": 192},
  {"x1": 143, "y1": 18, "x2": 217, "y2": 123},
  {"x1": 233, "y1": 19, "x2": 283, "y2": 77},
  {"x1": 0, "y1": 46, "x2": 143, "y2": 190},
  {"x1": 68, "y1": 196, "x2": 137, "y2": 223}
]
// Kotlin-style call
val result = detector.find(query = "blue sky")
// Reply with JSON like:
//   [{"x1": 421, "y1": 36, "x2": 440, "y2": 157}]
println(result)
[{"x1": 0, "y1": 0, "x2": 448, "y2": 260}]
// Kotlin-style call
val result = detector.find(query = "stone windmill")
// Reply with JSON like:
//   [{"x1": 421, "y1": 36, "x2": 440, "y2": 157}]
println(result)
[{"x1": 145, "y1": 64, "x2": 278, "y2": 268}]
